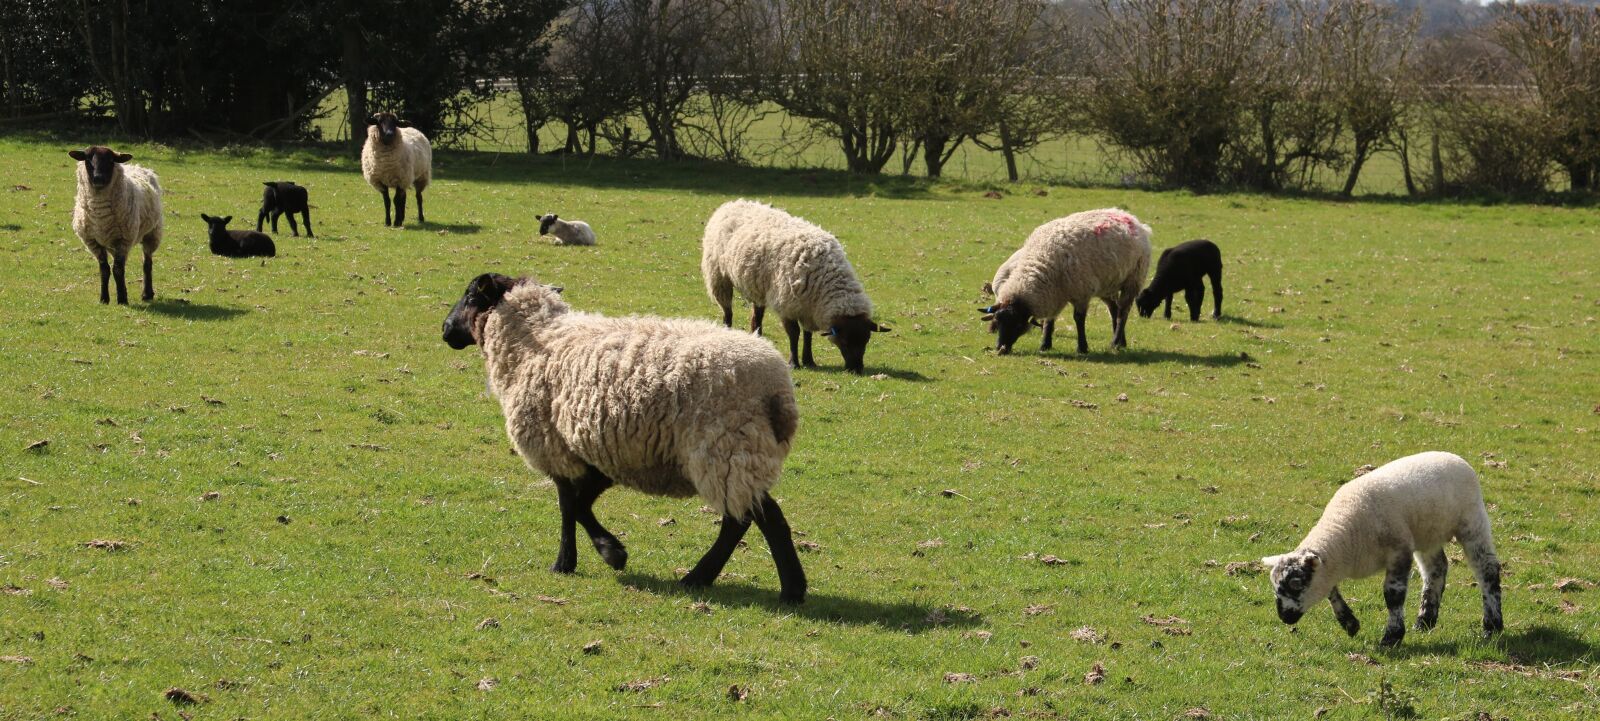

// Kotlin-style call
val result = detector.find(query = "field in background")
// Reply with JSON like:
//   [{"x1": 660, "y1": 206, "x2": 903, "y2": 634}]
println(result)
[{"x1": 2, "y1": 135, "x2": 1597, "y2": 719}]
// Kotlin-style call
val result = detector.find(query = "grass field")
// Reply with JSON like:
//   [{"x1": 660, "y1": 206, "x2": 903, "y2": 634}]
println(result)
[{"x1": 2, "y1": 134, "x2": 1597, "y2": 720}]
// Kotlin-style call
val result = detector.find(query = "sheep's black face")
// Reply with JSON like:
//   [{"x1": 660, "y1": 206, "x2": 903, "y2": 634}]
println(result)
[
  {"x1": 368, "y1": 112, "x2": 410, "y2": 145},
  {"x1": 69, "y1": 146, "x2": 131, "y2": 189},
  {"x1": 982, "y1": 301, "x2": 1032, "y2": 355},
  {"x1": 539, "y1": 214, "x2": 557, "y2": 235},
  {"x1": 199, "y1": 214, "x2": 233, "y2": 235},
  {"x1": 1135, "y1": 288, "x2": 1161, "y2": 318},
  {"x1": 443, "y1": 273, "x2": 517, "y2": 350},
  {"x1": 826, "y1": 314, "x2": 890, "y2": 374},
  {"x1": 1265, "y1": 551, "x2": 1320, "y2": 625}
]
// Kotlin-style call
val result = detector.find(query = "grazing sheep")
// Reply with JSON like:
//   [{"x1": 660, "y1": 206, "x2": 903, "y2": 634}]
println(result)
[
  {"x1": 981, "y1": 208, "x2": 1151, "y2": 354},
  {"x1": 200, "y1": 214, "x2": 276, "y2": 258},
  {"x1": 257, "y1": 181, "x2": 313, "y2": 237},
  {"x1": 1263, "y1": 451, "x2": 1503, "y2": 646},
  {"x1": 701, "y1": 199, "x2": 890, "y2": 374},
  {"x1": 68, "y1": 146, "x2": 163, "y2": 304},
  {"x1": 1136, "y1": 239, "x2": 1222, "y2": 321},
  {"x1": 361, "y1": 112, "x2": 432, "y2": 227},
  {"x1": 538, "y1": 213, "x2": 597, "y2": 246},
  {"x1": 441, "y1": 273, "x2": 808, "y2": 603}
]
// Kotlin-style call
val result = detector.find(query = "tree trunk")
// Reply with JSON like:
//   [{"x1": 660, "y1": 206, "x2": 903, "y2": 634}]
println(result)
[
  {"x1": 999, "y1": 118, "x2": 1019, "y2": 183},
  {"x1": 341, "y1": 24, "x2": 367, "y2": 158},
  {"x1": 1341, "y1": 138, "x2": 1370, "y2": 198},
  {"x1": 515, "y1": 77, "x2": 541, "y2": 154},
  {"x1": 1568, "y1": 162, "x2": 1592, "y2": 192},
  {"x1": 923, "y1": 135, "x2": 948, "y2": 178},
  {"x1": 1430, "y1": 131, "x2": 1444, "y2": 197}
]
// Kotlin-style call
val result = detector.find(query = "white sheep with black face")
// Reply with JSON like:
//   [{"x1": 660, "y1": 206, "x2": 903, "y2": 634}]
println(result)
[
  {"x1": 538, "y1": 213, "x2": 596, "y2": 246},
  {"x1": 1262, "y1": 451, "x2": 1503, "y2": 646},
  {"x1": 69, "y1": 145, "x2": 163, "y2": 305},
  {"x1": 361, "y1": 112, "x2": 432, "y2": 227}
]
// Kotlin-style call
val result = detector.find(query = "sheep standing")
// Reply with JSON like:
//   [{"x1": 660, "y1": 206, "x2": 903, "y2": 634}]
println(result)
[
  {"x1": 201, "y1": 214, "x2": 276, "y2": 258},
  {"x1": 981, "y1": 208, "x2": 1151, "y2": 354},
  {"x1": 1136, "y1": 239, "x2": 1222, "y2": 321},
  {"x1": 441, "y1": 273, "x2": 808, "y2": 603},
  {"x1": 258, "y1": 181, "x2": 313, "y2": 237},
  {"x1": 69, "y1": 146, "x2": 163, "y2": 305},
  {"x1": 1263, "y1": 452, "x2": 1502, "y2": 646},
  {"x1": 361, "y1": 112, "x2": 432, "y2": 227},
  {"x1": 538, "y1": 213, "x2": 596, "y2": 245},
  {"x1": 701, "y1": 199, "x2": 890, "y2": 374}
]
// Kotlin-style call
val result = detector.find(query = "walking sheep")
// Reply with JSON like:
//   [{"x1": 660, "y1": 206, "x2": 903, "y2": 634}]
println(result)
[
  {"x1": 980, "y1": 208, "x2": 1151, "y2": 354},
  {"x1": 361, "y1": 112, "x2": 432, "y2": 227},
  {"x1": 258, "y1": 181, "x2": 313, "y2": 237},
  {"x1": 701, "y1": 199, "x2": 890, "y2": 374},
  {"x1": 1262, "y1": 451, "x2": 1503, "y2": 646},
  {"x1": 1136, "y1": 239, "x2": 1222, "y2": 321},
  {"x1": 441, "y1": 273, "x2": 808, "y2": 603},
  {"x1": 201, "y1": 214, "x2": 276, "y2": 258},
  {"x1": 69, "y1": 146, "x2": 162, "y2": 305},
  {"x1": 539, "y1": 213, "x2": 596, "y2": 246}
]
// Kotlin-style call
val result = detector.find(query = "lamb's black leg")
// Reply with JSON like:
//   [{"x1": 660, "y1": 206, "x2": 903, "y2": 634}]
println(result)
[
  {"x1": 573, "y1": 471, "x2": 626, "y2": 570},
  {"x1": 112, "y1": 251, "x2": 129, "y2": 305},
  {"x1": 801, "y1": 331, "x2": 816, "y2": 367},
  {"x1": 380, "y1": 187, "x2": 392, "y2": 227},
  {"x1": 1104, "y1": 298, "x2": 1119, "y2": 338},
  {"x1": 1073, "y1": 304, "x2": 1090, "y2": 354},
  {"x1": 1379, "y1": 549, "x2": 1413, "y2": 647},
  {"x1": 286, "y1": 211, "x2": 299, "y2": 237},
  {"x1": 257, "y1": 209, "x2": 268, "y2": 232},
  {"x1": 393, "y1": 186, "x2": 408, "y2": 227},
  {"x1": 682, "y1": 512, "x2": 751, "y2": 588},
  {"x1": 271, "y1": 210, "x2": 282, "y2": 234},
  {"x1": 1040, "y1": 319, "x2": 1054, "y2": 351},
  {"x1": 1460, "y1": 527, "x2": 1503, "y2": 637},
  {"x1": 1185, "y1": 280, "x2": 1205, "y2": 322},
  {"x1": 1415, "y1": 548, "x2": 1448, "y2": 631},
  {"x1": 301, "y1": 209, "x2": 314, "y2": 238},
  {"x1": 782, "y1": 318, "x2": 802, "y2": 368},
  {"x1": 752, "y1": 493, "x2": 807, "y2": 604},
  {"x1": 1328, "y1": 586, "x2": 1361, "y2": 637},
  {"x1": 750, "y1": 305, "x2": 765, "y2": 335},
  {"x1": 94, "y1": 248, "x2": 111, "y2": 304},
  {"x1": 140, "y1": 247, "x2": 154, "y2": 302},
  {"x1": 1209, "y1": 270, "x2": 1223, "y2": 318},
  {"x1": 1163, "y1": 294, "x2": 1172, "y2": 319},
  {"x1": 550, "y1": 479, "x2": 580, "y2": 574},
  {"x1": 414, "y1": 187, "x2": 425, "y2": 224}
]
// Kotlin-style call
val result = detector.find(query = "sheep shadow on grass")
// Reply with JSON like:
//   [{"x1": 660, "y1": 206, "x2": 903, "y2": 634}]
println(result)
[
  {"x1": 1376, "y1": 624, "x2": 1598, "y2": 666},
  {"x1": 411, "y1": 220, "x2": 483, "y2": 235},
  {"x1": 617, "y1": 572, "x2": 981, "y2": 633},
  {"x1": 143, "y1": 299, "x2": 249, "y2": 321},
  {"x1": 1053, "y1": 348, "x2": 1252, "y2": 368},
  {"x1": 798, "y1": 366, "x2": 933, "y2": 383}
]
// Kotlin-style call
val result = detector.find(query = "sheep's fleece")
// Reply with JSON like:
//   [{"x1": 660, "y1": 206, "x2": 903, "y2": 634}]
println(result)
[
  {"x1": 481, "y1": 281, "x2": 799, "y2": 519},
  {"x1": 72, "y1": 161, "x2": 163, "y2": 257},
  {"x1": 989, "y1": 208, "x2": 1151, "y2": 320},
  {"x1": 361, "y1": 125, "x2": 432, "y2": 191},
  {"x1": 701, "y1": 199, "x2": 871, "y2": 331}
]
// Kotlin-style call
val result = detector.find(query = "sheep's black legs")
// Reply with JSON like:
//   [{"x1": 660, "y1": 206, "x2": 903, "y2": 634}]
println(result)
[
  {"x1": 1114, "y1": 280, "x2": 1139, "y2": 348},
  {"x1": 393, "y1": 186, "x2": 408, "y2": 227},
  {"x1": 379, "y1": 187, "x2": 393, "y2": 226},
  {"x1": 801, "y1": 331, "x2": 816, "y2": 367},
  {"x1": 1415, "y1": 549, "x2": 1448, "y2": 630},
  {"x1": 301, "y1": 209, "x2": 314, "y2": 238},
  {"x1": 94, "y1": 248, "x2": 111, "y2": 304},
  {"x1": 551, "y1": 479, "x2": 581, "y2": 574},
  {"x1": 1328, "y1": 586, "x2": 1361, "y2": 637},
  {"x1": 1185, "y1": 280, "x2": 1205, "y2": 322},
  {"x1": 1209, "y1": 270, "x2": 1223, "y2": 318},
  {"x1": 572, "y1": 471, "x2": 625, "y2": 570},
  {"x1": 782, "y1": 318, "x2": 802, "y2": 368},
  {"x1": 257, "y1": 210, "x2": 269, "y2": 233},
  {"x1": 112, "y1": 252, "x2": 129, "y2": 305},
  {"x1": 1072, "y1": 305, "x2": 1089, "y2": 354},
  {"x1": 414, "y1": 188, "x2": 425, "y2": 224},
  {"x1": 752, "y1": 493, "x2": 807, "y2": 604},
  {"x1": 721, "y1": 304, "x2": 733, "y2": 328},
  {"x1": 682, "y1": 513, "x2": 751, "y2": 588},
  {"x1": 286, "y1": 211, "x2": 299, "y2": 237},
  {"x1": 750, "y1": 305, "x2": 765, "y2": 335},
  {"x1": 140, "y1": 248, "x2": 154, "y2": 302},
  {"x1": 1460, "y1": 528, "x2": 1503, "y2": 637},
  {"x1": 1040, "y1": 319, "x2": 1054, "y2": 351},
  {"x1": 1379, "y1": 550, "x2": 1413, "y2": 646},
  {"x1": 1163, "y1": 294, "x2": 1172, "y2": 319}
]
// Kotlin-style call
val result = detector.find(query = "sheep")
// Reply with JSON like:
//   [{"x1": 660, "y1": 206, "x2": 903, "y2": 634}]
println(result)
[
  {"x1": 538, "y1": 213, "x2": 597, "y2": 246},
  {"x1": 701, "y1": 199, "x2": 890, "y2": 374},
  {"x1": 200, "y1": 214, "x2": 276, "y2": 258},
  {"x1": 1262, "y1": 451, "x2": 1503, "y2": 647},
  {"x1": 257, "y1": 181, "x2": 313, "y2": 238},
  {"x1": 1136, "y1": 239, "x2": 1222, "y2": 321},
  {"x1": 980, "y1": 208, "x2": 1151, "y2": 355},
  {"x1": 68, "y1": 146, "x2": 163, "y2": 305},
  {"x1": 441, "y1": 273, "x2": 808, "y2": 603},
  {"x1": 360, "y1": 112, "x2": 432, "y2": 227}
]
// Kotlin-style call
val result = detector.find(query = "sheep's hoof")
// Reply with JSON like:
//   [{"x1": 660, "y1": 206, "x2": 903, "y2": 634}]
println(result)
[
  {"x1": 550, "y1": 559, "x2": 576, "y2": 574},
  {"x1": 1379, "y1": 628, "x2": 1405, "y2": 647},
  {"x1": 680, "y1": 572, "x2": 714, "y2": 589},
  {"x1": 1415, "y1": 614, "x2": 1438, "y2": 631},
  {"x1": 778, "y1": 589, "x2": 806, "y2": 605},
  {"x1": 141, "y1": 292, "x2": 154, "y2": 302},
  {"x1": 594, "y1": 540, "x2": 628, "y2": 571}
]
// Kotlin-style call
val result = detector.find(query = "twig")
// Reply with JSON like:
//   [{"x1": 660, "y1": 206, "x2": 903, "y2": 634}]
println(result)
[{"x1": 19, "y1": 477, "x2": 42, "y2": 486}]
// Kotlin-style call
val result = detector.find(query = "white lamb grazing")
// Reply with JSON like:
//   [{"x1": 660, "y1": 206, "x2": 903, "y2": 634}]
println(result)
[
  {"x1": 441, "y1": 273, "x2": 807, "y2": 603},
  {"x1": 361, "y1": 112, "x2": 432, "y2": 227},
  {"x1": 701, "y1": 199, "x2": 890, "y2": 374},
  {"x1": 1263, "y1": 451, "x2": 1503, "y2": 646},
  {"x1": 538, "y1": 213, "x2": 596, "y2": 245},
  {"x1": 69, "y1": 146, "x2": 163, "y2": 305},
  {"x1": 980, "y1": 208, "x2": 1151, "y2": 355}
]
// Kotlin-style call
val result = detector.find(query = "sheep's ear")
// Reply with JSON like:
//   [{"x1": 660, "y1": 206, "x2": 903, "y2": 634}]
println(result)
[
  {"x1": 68, "y1": 149, "x2": 88, "y2": 161},
  {"x1": 547, "y1": 285, "x2": 564, "y2": 294},
  {"x1": 1304, "y1": 553, "x2": 1320, "y2": 570},
  {"x1": 980, "y1": 313, "x2": 996, "y2": 322},
  {"x1": 367, "y1": 113, "x2": 380, "y2": 125},
  {"x1": 200, "y1": 213, "x2": 212, "y2": 222},
  {"x1": 978, "y1": 305, "x2": 995, "y2": 314},
  {"x1": 1260, "y1": 554, "x2": 1284, "y2": 568},
  {"x1": 396, "y1": 119, "x2": 412, "y2": 128},
  {"x1": 113, "y1": 153, "x2": 133, "y2": 163},
  {"x1": 872, "y1": 323, "x2": 892, "y2": 333}
]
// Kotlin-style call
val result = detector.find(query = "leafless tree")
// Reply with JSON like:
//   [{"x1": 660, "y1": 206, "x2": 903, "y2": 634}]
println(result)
[{"x1": 1488, "y1": 2, "x2": 1600, "y2": 191}]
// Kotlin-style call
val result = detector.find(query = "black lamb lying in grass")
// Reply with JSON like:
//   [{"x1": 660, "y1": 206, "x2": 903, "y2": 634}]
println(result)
[
  {"x1": 1136, "y1": 238, "x2": 1222, "y2": 321},
  {"x1": 258, "y1": 181, "x2": 312, "y2": 237},
  {"x1": 201, "y1": 214, "x2": 276, "y2": 258}
]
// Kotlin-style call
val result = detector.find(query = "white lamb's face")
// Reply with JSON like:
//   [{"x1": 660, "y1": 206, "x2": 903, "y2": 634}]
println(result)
[{"x1": 1264, "y1": 551, "x2": 1325, "y2": 624}]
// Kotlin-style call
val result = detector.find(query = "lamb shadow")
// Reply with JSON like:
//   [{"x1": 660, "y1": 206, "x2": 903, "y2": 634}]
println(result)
[
  {"x1": 1056, "y1": 348, "x2": 1251, "y2": 367},
  {"x1": 800, "y1": 365, "x2": 933, "y2": 382},
  {"x1": 413, "y1": 221, "x2": 482, "y2": 235},
  {"x1": 143, "y1": 299, "x2": 249, "y2": 321},
  {"x1": 1215, "y1": 315, "x2": 1283, "y2": 330},
  {"x1": 617, "y1": 571, "x2": 980, "y2": 633},
  {"x1": 0, "y1": 224, "x2": 21, "y2": 232},
  {"x1": 1378, "y1": 625, "x2": 1598, "y2": 664}
]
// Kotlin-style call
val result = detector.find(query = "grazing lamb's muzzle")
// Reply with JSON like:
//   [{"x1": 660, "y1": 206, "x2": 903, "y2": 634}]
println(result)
[{"x1": 1276, "y1": 599, "x2": 1304, "y2": 625}]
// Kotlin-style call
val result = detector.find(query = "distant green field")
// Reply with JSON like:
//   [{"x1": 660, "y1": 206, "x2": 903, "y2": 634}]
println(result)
[{"x1": 2, "y1": 134, "x2": 1596, "y2": 719}]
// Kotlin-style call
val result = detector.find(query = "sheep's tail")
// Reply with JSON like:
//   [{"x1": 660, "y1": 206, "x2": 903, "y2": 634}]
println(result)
[{"x1": 768, "y1": 393, "x2": 798, "y2": 446}]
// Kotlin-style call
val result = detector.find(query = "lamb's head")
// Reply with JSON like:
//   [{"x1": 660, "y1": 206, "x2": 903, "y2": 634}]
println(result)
[
  {"x1": 1263, "y1": 550, "x2": 1329, "y2": 625},
  {"x1": 538, "y1": 214, "x2": 558, "y2": 236},
  {"x1": 199, "y1": 214, "x2": 233, "y2": 236},
  {"x1": 443, "y1": 273, "x2": 519, "y2": 349},
  {"x1": 1135, "y1": 287, "x2": 1162, "y2": 318},
  {"x1": 367, "y1": 112, "x2": 411, "y2": 145},
  {"x1": 825, "y1": 314, "x2": 891, "y2": 374},
  {"x1": 68, "y1": 146, "x2": 132, "y2": 190},
  {"x1": 980, "y1": 299, "x2": 1036, "y2": 355}
]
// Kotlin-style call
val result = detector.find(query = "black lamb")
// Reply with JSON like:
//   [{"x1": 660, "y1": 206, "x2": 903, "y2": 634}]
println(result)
[
  {"x1": 1136, "y1": 239, "x2": 1222, "y2": 321},
  {"x1": 201, "y1": 214, "x2": 277, "y2": 258},
  {"x1": 258, "y1": 181, "x2": 313, "y2": 237}
]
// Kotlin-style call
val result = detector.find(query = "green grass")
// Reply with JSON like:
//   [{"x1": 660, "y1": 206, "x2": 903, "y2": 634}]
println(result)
[{"x1": 2, "y1": 134, "x2": 1597, "y2": 720}]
